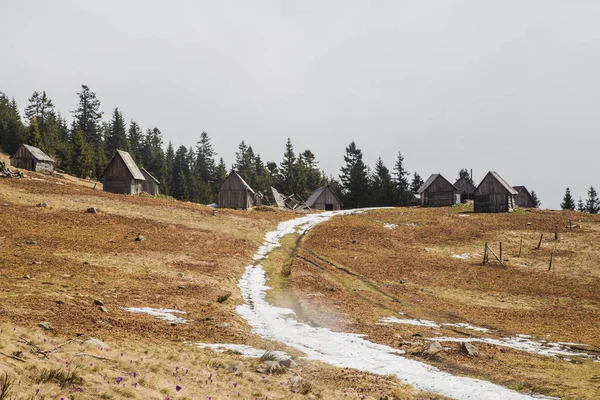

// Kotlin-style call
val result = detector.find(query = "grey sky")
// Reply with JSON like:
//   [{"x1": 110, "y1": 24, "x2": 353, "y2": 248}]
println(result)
[{"x1": 2, "y1": 1, "x2": 599, "y2": 208}]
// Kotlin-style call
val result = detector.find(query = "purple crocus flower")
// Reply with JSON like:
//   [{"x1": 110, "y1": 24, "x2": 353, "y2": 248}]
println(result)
[
  {"x1": 176, "y1": 385, "x2": 182, "y2": 392},
  {"x1": 233, "y1": 383, "x2": 237, "y2": 388},
  {"x1": 35, "y1": 388, "x2": 39, "y2": 394},
  {"x1": 116, "y1": 376, "x2": 123, "y2": 384}
]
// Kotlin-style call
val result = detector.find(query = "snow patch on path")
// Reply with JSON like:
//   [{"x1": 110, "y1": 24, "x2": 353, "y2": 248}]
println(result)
[
  {"x1": 237, "y1": 210, "x2": 538, "y2": 400},
  {"x1": 380, "y1": 317, "x2": 492, "y2": 333},
  {"x1": 121, "y1": 307, "x2": 190, "y2": 324}
]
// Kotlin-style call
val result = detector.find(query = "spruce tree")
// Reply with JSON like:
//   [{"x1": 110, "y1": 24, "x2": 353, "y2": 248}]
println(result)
[
  {"x1": 105, "y1": 108, "x2": 130, "y2": 156},
  {"x1": 561, "y1": 187, "x2": 575, "y2": 210},
  {"x1": 371, "y1": 157, "x2": 395, "y2": 206},
  {"x1": 300, "y1": 149, "x2": 326, "y2": 194},
  {"x1": 339, "y1": 141, "x2": 369, "y2": 208},
  {"x1": 410, "y1": 172, "x2": 424, "y2": 194},
  {"x1": 164, "y1": 141, "x2": 174, "y2": 195},
  {"x1": 0, "y1": 94, "x2": 25, "y2": 154},
  {"x1": 26, "y1": 118, "x2": 43, "y2": 149},
  {"x1": 530, "y1": 190, "x2": 541, "y2": 208},
  {"x1": 72, "y1": 85, "x2": 103, "y2": 149},
  {"x1": 393, "y1": 152, "x2": 410, "y2": 205},
  {"x1": 585, "y1": 186, "x2": 600, "y2": 214},
  {"x1": 577, "y1": 197, "x2": 586, "y2": 212},
  {"x1": 24, "y1": 91, "x2": 57, "y2": 153},
  {"x1": 279, "y1": 138, "x2": 298, "y2": 194},
  {"x1": 128, "y1": 120, "x2": 144, "y2": 162},
  {"x1": 70, "y1": 128, "x2": 95, "y2": 178},
  {"x1": 195, "y1": 131, "x2": 216, "y2": 184},
  {"x1": 172, "y1": 146, "x2": 190, "y2": 200}
]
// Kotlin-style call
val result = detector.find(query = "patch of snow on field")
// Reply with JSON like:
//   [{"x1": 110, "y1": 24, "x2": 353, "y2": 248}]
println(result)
[
  {"x1": 452, "y1": 253, "x2": 470, "y2": 260},
  {"x1": 430, "y1": 336, "x2": 592, "y2": 359},
  {"x1": 443, "y1": 323, "x2": 492, "y2": 333},
  {"x1": 237, "y1": 210, "x2": 538, "y2": 400},
  {"x1": 383, "y1": 223, "x2": 398, "y2": 230},
  {"x1": 380, "y1": 316, "x2": 440, "y2": 328},
  {"x1": 121, "y1": 307, "x2": 190, "y2": 324},
  {"x1": 196, "y1": 343, "x2": 288, "y2": 359}
]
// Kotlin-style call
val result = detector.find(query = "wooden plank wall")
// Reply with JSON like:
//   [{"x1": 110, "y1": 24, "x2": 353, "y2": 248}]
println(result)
[
  {"x1": 421, "y1": 177, "x2": 456, "y2": 206},
  {"x1": 312, "y1": 188, "x2": 342, "y2": 210}
]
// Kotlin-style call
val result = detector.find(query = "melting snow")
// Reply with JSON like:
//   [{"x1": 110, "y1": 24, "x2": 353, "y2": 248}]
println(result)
[
  {"x1": 381, "y1": 317, "x2": 492, "y2": 333},
  {"x1": 383, "y1": 223, "x2": 398, "y2": 230},
  {"x1": 236, "y1": 210, "x2": 539, "y2": 399},
  {"x1": 452, "y1": 254, "x2": 470, "y2": 260},
  {"x1": 429, "y1": 336, "x2": 592, "y2": 359},
  {"x1": 121, "y1": 307, "x2": 190, "y2": 324},
  {"x1": 196, "y1": 343, "x2": 288, "y2": 359}
]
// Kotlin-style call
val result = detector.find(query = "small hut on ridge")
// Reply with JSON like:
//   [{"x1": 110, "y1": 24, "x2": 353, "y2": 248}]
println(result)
[
  {"x1": 218, "y1": 172, "x2": 256, "y2": 209},
  {"x1": 417, "y1": 174, "x2": 458, "y2": 207},
  {"x1": 102, "y1": 150, "x2": 145, "y2": 195},
  {"x1": 454, "y1": 177, "x2": 476, "y2": 202},
  {"x1": 473, "y1": 171, "x2": 517, "y2": 213},
  {"x1": 10, "y1": 144, "x2": 55, "y2": 172},
  {"x1": 303, "y1": 185, "x2": 343, "y2": 211},
  {"x1": 141, "y1": 168, "x2": 160, "y2": 195},
  {"x1": 513, "y1": 186, "x2": 535, "y2": 208}
]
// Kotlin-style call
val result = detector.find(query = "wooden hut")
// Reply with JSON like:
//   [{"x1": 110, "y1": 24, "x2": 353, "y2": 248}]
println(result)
[
  {"x1": 9, "y1": 144, "x2": 54, "y2": 172},
  {"x1": 140, "y1": 168, "x2": 160, "y2": 196},
  {"x1": 101, "y1": 150, "x2": 145, "y2": 195},
  {"x1": 304, "y1": 185, "x2": 343, "y2": 211},
  {"x1": 473, "y1": 171, "x2": 517, "y2": 213},
  {"x1": 513, "y1": 186, "x2": 535, "y2": 208},
  {"x1": 454, "y1": 177, "x2": 476, "y2": 202},
  {"x1": 417, "y1": 174, "x2": 459, "y2": 207},
  {"x1": 218, "y1": 172, "x2": 256, "y2": 209}
]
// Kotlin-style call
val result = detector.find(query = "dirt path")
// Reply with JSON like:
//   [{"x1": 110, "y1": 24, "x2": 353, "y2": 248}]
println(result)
[{"x1": 235, "y1": 210, "x2": 541, "y2": 400}]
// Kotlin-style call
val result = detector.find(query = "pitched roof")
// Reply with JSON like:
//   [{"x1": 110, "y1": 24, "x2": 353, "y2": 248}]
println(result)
[
  {"x1": 513, "y1": 185, "x2": 533, "y2": 199},
  {"x1": 141, "y1": 168, "x2": 160, "y2": 184},
  {"x1": 102, "y1": 150, "x2": 145, "y2": 180},
  {"x1": 455, "y1": 176, "x2": 476, "y2": 188},
  {"x1": 19, "y1": 144, "x2": 54, "y2": 162},
  {"x1": 219, "y1": 171, "x2": 255, "y2": 194},
  {"x1": 417, "y1": 174, "x2": 458, "y2": 194},
  {"x1": 304, "y1": 185, "x2": 343, "y2": 207},
  {"x1": 488, "y1": 171, "x2": 518, "y2": 195}
]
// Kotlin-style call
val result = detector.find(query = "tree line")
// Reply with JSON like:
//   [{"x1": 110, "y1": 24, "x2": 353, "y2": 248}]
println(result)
[
  {"x1": 560, "y1": 187, "x2": 600, "y2": 213},
  {"x1": 0, "y1": 85, "x2": 431, "y2": 207}
]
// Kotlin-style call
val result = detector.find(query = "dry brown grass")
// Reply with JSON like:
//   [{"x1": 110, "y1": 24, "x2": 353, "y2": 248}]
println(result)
[{"x1": 262, "y1": 205, "x2": 600, "y2": 399}]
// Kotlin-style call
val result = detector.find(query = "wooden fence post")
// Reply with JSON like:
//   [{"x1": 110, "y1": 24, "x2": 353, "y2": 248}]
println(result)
[
  {"x1": 483, "y1": 242, "x2": 488, "y2": 265},
  {"x1": 555, "y1": 224, "x2": 558, "y2": 240},
  {"x1": 499, "y1": 242, "x2": 503, "y2": 263},
  {"x1": 518, "y1": 237, "x2": 523, "y2": 257},
  {"x1": 536, "y1": 233, "x2": 544, "y2": 249},
  {"x1": 548, "y1": 250, "x2": 554, "y2": 271},
  {"x1": 569, "y1": 218, "x2": 572, "y2": 232}
]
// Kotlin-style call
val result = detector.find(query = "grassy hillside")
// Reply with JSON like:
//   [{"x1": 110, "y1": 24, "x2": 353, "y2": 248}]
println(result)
[{"x1": 0, "y1": 156, "x2": 437, "y2": 399}]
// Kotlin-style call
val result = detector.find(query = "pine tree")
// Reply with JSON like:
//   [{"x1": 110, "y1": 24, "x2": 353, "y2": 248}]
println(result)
[
  {"x1": 195, "y1": 131, "x2": 216, "y2": 184},
  {"x1": 393, "y1": 152, "x2": 410, "y2": 205},
  {"x1": 26, "y1": 118, "x2": 43, "y2": 149},
  {"x1": 530, "y1": 190, "x2": 541, "y2": 208},
  {"x1": 279, "y1": 138, "x2": 298, "y2": 194},
  {"x1": 585, "y1": 186, "x2": 600, "y2": 214},
  {"x1": 128, "y1": 120, "x2": 144, "y2": 162},
  {"x1": 24, "y1": 91, "x2": 57, "y2": 153},
  {"x1": 105, "y1": 108, "x2": 130, "y2": 156},
  {"x1": 371, "y1": 157, "x2": 395, "y2": 206},
  {"x1": 300, "y1": 149, "x2": 326, "y2": 195},
  {"x1": 560, "y1": 187, "x2": 575, "y2": 210},
  {"x1": 172, "y1": 146, "x2": 190, "y2": 200},
  {"x1": 410, "y1": 172, "x2": 424, "y2": 194},
  {"x1": 0, "y1": 94, "x2": 25, "y2": 154},
  {"x1": 70, "y1": 128, "x2": 95, "y2": 178},
  {"x1": 72, "y1": 85, "x2": 103, "y2": 149},
  {"x1": 339, "y1": 141, "x2": 369, "y2": 208},
  {"x1": 164, "y1": 141, "x2": 174, "y2": 195},
  {"x1": 577, "y1": 197, "x2": 586, "y2": 212}
]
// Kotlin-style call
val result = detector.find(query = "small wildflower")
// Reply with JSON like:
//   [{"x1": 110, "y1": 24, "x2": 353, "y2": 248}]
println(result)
[{"x1": 176, "y1": 384, "x2": 182, "y2": 392}]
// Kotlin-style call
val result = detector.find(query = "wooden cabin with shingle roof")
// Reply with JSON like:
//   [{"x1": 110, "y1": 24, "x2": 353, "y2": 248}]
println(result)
[
  {"x1": 101, "y1": 150, "x2": 145, "y2": 194},
  {"x1": 218, "y1": 172, "x2": 256, "y2": 209},
  {"x1": 141, "y1": 168, "x2": 160, "y2": 196},
  {"x1": 10, "y1": 144, "x2": 55, "y2": 172},
  {"x1": 304, "y1": 185, "x2": 343, "y2": 211},
  {"x1": 513, "y1": 185, "x2": 535, "y2": 208},
  {"x1": 417, "y1": 174, "x2": 459, "y2": 207},
  {"x1": 474, "y1": 171, "x2": 517, "y2": 213},
  {"x1": 454, "y1": 176, "x2": 476, "y2": 202}
]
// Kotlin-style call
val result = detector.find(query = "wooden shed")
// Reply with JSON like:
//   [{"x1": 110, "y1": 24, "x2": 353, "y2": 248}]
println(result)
[
  {"x1": 454, "y1": 177, "x2": 476, "y2": 202},
  {"x1": 513, "y1": 186, "x2": 535, "y2": 208},
  {"x1": 141, "y1": 168, "x2": 160, "y2": 196},
  {"x1": 101, "y1": 150, "x2": 145, "y2": 195},
  {"x1": 417, "y1": 174, "x2": 459, "y2": 207},
  {"x1": 218, "y1": 172, "x2": 256, "y2": 209},
  {"x1": 473, "y1": 171, "x2": 517, "y2": 213},
  {"x1": 304, "y1": 185, "x2": 343, "y2": 211},
  {"x1": 9, "y1": 144, "x2": 54, "y2": 172}
]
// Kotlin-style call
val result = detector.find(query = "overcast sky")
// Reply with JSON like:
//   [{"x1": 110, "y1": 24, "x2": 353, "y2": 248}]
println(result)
[{"x1": 2, "y1": 1, "x2": 599, "y2": 208}]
